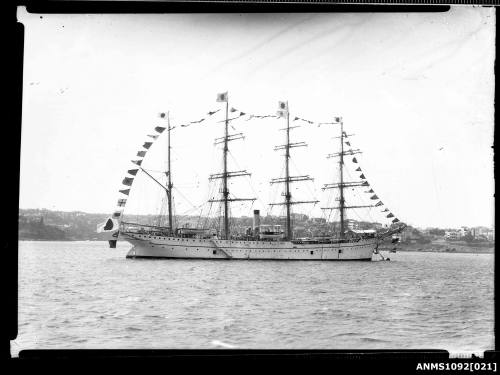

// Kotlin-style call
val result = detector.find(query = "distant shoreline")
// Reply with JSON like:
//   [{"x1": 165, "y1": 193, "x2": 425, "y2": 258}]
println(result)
[
  {"x1": 380, "y1": 242, "x2": 494, "y2": 254},
  {"x1": 380, "y1": 247, "x2": 493, "y2": 254}
]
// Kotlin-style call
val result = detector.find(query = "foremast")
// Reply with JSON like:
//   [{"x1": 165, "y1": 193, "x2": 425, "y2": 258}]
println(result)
[
  {"x1": 166, "y1": 111, "x2": 174, "y2": 235},
  {"x1": 210, "y1": 92, "x2": 255, "y2": 239},
  {"x1": 143, "y1": 111, "x2": 175, "y2": 234},
  {"x1": 270, "y1": 101, "x2": 319, "y2": 241}
]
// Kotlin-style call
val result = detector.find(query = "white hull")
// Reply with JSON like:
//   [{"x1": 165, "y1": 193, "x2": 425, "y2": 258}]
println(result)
[{"x1": 121, "y1": 232, "x2": 376, "y2": 261}]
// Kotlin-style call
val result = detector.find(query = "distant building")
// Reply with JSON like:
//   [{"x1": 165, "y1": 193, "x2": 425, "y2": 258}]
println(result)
[
  {"x1": 309, "y1": 217, "x2": 326, "y2": 224},
  {"x1": 471, "y1": 227, "x2": 494, "y2": 241},
  {"x1": 444, "y1": 231, "x2": 459, "y2": 240},
  {"x1": 292, "y1": 213, "x2": 309, "y2": 222},
  {"x1": 457, "y1": 226, "x2": 470, "y2": 238},
  {"x1": 346, "y1": 219, "x2": 358, "y2": 230}
]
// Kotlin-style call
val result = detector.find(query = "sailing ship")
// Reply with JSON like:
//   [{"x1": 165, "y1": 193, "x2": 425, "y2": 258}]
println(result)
[{"x1": 97, "y1": 92, "x2": 406, "y2": 260}]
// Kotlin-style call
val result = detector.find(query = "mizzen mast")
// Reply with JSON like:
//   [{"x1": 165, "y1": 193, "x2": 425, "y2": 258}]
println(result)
[
  {"x1": 270, "y1": 101, "x2": 319, "y2": 241},
  {"x1": 321, "y1": 117, "x2": 376, "y2": 239}
]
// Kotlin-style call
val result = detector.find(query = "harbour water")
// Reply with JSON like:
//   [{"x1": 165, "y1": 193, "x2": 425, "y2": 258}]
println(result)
[{"x1": 12, "y1": 241, "x2": 494, "y2": 356}]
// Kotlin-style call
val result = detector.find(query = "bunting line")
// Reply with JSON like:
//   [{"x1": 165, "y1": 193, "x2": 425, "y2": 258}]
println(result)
[
  {"x1": 132, "y1": 160, "x2": 143, "y2": 166},
  {"x1": 291, "y1": 116, "x2": 341, "y2": 126},
  {"x1": 119, "y1": 189, "x2": 130, "y2": 196},
  {"x1": 343, "y1": 137, "x2": 403, "y2": 224},
  {"x1": 110, "y1": 100, "x2": 404, "y2": 225},
  {"x1": 122, "y1": 177, "x2": 134, "y2": 186},
  {"x1": 245, "y1": 114, "x2": 278, "y2": 121}
]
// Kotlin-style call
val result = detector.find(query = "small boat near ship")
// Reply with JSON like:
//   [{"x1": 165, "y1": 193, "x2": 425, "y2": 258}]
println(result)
[{"x1": 97, "y1": 93, "x2": 406, "y2": 260}]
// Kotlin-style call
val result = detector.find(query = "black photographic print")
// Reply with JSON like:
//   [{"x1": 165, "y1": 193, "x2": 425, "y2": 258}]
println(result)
[{"x1": 13, "y1": 3, "x2": 494, "y2": 363}]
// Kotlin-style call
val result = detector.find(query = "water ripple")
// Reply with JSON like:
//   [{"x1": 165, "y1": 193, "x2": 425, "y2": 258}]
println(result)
[{"x1": 12, "y1": 241, "x2": 494, "y2": 355}]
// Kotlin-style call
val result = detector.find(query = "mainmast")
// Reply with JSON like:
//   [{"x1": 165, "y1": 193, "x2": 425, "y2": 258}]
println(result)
[
  {"x1": 284, "y1": 104, "x2": 292, "y2": 240},
  {"x1": 167, "y1": 111, "x2": 173, "y2": 235},
  {"x1": 270, "y1": 101, "x2": 318, "y2": 241},
  {"x1": 210, "y1": 92, "x2": 255, "y2": 239},
  {"x1": 223, "y1": 99, "x2": 229, "y2": 239}
]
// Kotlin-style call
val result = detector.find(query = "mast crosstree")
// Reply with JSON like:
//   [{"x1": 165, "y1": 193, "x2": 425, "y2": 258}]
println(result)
[
  {"x1": 103, "y1": 95, "x2": 407, "y2": 259},
  {"x1": 212, "y1": 92, "x2": 255, "y2": 239},
  {"x1": 270, "y1": 101, "x2": 318, "y2": 241},
  {"x1": 321, "y1": 118, "x2": 377, "y2": 239}
]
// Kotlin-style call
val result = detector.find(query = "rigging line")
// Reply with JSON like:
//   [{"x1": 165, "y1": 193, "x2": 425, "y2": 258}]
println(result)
[
  {"x1": 267, "y1": 163, "x2": 281, "y2": 216},
  {"x1": 344, "y1": 165, "x2": 373, "y2": 224},
  {"x1": 346, "y1": 161, "x2": 379, "y2": 224},
  {"x1": 177, "y1": 201, "x2": 206, "y2": 216},
  {"x1": 203, "y1": 177, "x2": 222, "y2": 229},
  {"x1": 170, "y1": 148, "x2": 203, "y2": 184},
  {"x1": 196, "y1": 185, "x2": 213, "y2": 228},
  {"x1": 227, "y1": 150, "x2": 267, "y2": 211},
  {"x1": 172, "y1": 186, "x2": 201, "y2": 212},
  {"x1": 346, "y1": 141, "x2": 386, "y2": 224},
  {"x1": 142, "y1": 168, "x2": 169, "y2": 174},
  {"x1": 202, "y1": 200, "x2": 215, "y2": 229},
  {"x1": 199, "y1": 177, "x2": 219, "y2": 227},
  {"x1": 289, "y1": 158, "x2": 318, "y2": 202}
]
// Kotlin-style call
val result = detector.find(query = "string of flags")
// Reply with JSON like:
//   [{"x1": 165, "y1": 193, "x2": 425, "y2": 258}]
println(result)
[
  {"x1": 301, "y1": 116, "x2": 341, "y2": 125},
  {"x1": 112, "y1": 113, "x2": 174, "y2": 218},
  {"x1": 112, "y1": 102, "x2": 227, "y2": 215},
  {"x1": 345, "y1": 138, "x2": 402, "y2": 225},
  {"x1": 108, "y1": 93, "x2": 403, "y2": 225},
  {"x1": 178, "y1": 108, "x2": 221, "y2": 128},
  {"x1": 245, "y1": 114, "x2": 278, "y2": 121},
  {"x1": 292, "y1": 116, "x2": 341, "y2": 126},
  {"x1": 111, "y1": 98, "x2": 231, "y2": 216}
]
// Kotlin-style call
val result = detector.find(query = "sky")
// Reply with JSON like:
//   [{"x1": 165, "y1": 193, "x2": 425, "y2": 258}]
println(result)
[{"x1": 17, "y1": 7, "x2": 495, "y2": 229}]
